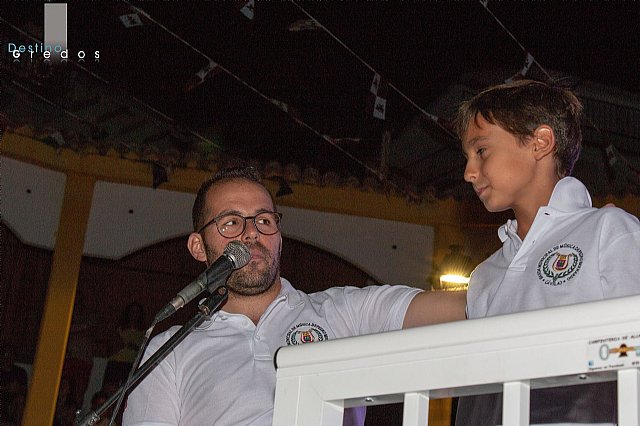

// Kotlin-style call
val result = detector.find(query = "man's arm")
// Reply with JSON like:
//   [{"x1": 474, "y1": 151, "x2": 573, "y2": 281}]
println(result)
[
  {"x1": 402, "y1": 290, "x2": 466, "y2": 329},
  {"x1": 123, "y1": 331, "x2": 181, "y2": 425}
]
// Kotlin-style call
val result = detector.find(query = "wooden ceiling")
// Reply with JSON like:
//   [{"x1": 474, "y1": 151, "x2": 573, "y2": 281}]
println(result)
[{"x1": 2, "y1": 1, "x2": 639, "y2": 201}]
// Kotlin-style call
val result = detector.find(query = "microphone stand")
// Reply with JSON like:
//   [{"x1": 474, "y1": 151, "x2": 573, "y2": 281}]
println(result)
[{"x1": 77, "y1": 286, "x2": 228, "y2": 426}]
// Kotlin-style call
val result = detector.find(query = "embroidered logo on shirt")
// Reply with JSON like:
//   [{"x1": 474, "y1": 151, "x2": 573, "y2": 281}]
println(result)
[
  {"x1": 285, "y1": 322, "x2": 328, "y2": 345},
  {"x1": 537, "y1": 243, "x2": 583, "y2": 286}
]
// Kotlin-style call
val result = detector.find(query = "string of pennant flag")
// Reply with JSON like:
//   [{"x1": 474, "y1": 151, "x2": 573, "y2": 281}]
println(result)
[
  {"x1": 4, "y1": 1, "x2": 637, "y2": 190},
  {"x1": 122, "y1": 0, "x2": 385, "y2": 179},
  {"x1": 116, "y1": 0, "x2": 640, "y2": 187},
  {"x1": 479, "y1": 2, "x2": 639, "y2": 187}
]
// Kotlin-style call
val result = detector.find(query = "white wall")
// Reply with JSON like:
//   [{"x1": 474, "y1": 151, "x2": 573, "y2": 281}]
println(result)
[
  {"x1": 280, "y1": 206, "x2": 433, "y2": 288},
  {"x1": 3, "y1": 156, "x2": 433, "y2": 288}
]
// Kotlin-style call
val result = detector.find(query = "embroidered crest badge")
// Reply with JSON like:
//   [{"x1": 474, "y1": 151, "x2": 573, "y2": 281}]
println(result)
[
  {"x1": 285, "y1": 322, "x2": 329, "y2": 345},
  {"x1": 537, "y1": 243, "x2": 583, "y2": 286}
]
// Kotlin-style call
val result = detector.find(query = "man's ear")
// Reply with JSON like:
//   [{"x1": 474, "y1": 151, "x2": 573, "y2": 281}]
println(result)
[
  {"x1": 532, "y1": 125, "x2": 556, "y2": 160},
  {"x1": 187, "y1": 232, "x2": 208, "y2": 263}
]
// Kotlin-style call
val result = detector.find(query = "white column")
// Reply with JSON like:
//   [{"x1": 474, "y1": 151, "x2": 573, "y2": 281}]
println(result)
[
  {"x1": 618, "y1": 368, "x2": 640, "y2": 426},
  {"x1": 274, "y1": 376, "x2": 302, "y2": 425},
  {"x1": 403, "y1": 391, "x2": 430, "y2": 426},
  {"x1": 502, "y1": 380, "x2": 530, "y2": 426},
  {"x1": 273, "y1": 376, "x2": 344, "y2": 426}
]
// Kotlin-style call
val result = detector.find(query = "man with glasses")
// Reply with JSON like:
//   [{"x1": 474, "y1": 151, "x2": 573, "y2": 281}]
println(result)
[{"x1": 123, "y1": 166, "x2": 466, "y2": 425}]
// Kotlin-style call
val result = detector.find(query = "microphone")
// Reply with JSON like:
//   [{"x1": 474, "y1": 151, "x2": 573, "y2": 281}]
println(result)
[{"x1": 155, "y1": 240, "x2": 251, "y2": 322}]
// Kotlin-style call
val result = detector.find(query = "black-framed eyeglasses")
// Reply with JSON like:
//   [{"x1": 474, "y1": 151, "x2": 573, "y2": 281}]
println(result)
[{"x1": 198, "y1": 211, "x2": 282, "y2": 238}]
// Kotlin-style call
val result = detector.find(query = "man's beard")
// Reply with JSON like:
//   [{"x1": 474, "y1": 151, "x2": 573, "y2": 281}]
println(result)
[{"x1": 205, "y1": 241, "x2": 280, "y2": 296}]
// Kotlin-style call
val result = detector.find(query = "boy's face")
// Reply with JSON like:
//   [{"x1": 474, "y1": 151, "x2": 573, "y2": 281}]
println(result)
[{"x1": 462, "y1": 114, "x2": 538, "y2": 213}]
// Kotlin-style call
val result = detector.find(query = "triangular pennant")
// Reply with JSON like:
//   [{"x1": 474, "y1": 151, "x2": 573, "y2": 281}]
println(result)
[
  {"x1": 239, "y1": 0, "x2": 255, "y2": 20},
  {"x1": 43, "y1": 131, "x2": 66, "y2": 149},
  {"x1": 373, "y1": 96, "x2": 386, "y2": 120},
  {"x1": 152, "y1": 163, "x2": 168, "y2": 189},
  {"x1": 196, "y1": 61, "x2": 218, "y2": 79},
  {"x1": 119, "y1": 13, "x2": 144, "y2": 28},
  {"x1": 184, "y1": 61, "x2": 221, "y2": 92},
  {"x1": 426, "y1": 112, "x2": 440, "y2": 123},
  {"x1": 504, "y1": 75, "x2": 517, "y2": 84},
  {"x1": 334, "y1": 137, "x2": 361, "y2": 144},
  {"x1": 370, "y1": 73, "x2": 381, "y2": 95},
  {"x1": 521, "y1": 53, "x2": 534, "y2": 76},
  {"x1": 270, "y1": 98, "x2": 289, "y2": 113},
  {"x1": 274, "y1": 177, "x2": 294, "y2": 197},
  {"x1": 506, "y1": 53, "x2": 535, "y2": 83},
  {"x1": 369, "y1": 77, "x2": 388, "y2": 120},
  {"x1": 605, "y1": 144, "x2": 617, "y2": 166},
  {"x1": 288, "y1": 19, "x2": 321, "y2": 32}
]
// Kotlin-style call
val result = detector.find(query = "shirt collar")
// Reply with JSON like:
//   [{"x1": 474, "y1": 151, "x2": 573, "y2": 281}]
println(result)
[
  {"x1": 278, "y1": 277, "x2": 304, "y2": 308},
  {"x1": 546, "y1": 176, "x2": 592, "y2": 212},
  {"x1": 200, "y1": 277, "x2": 299, "y2": 328},
  {"x1": 498, "y1": 218, "x2": 517, "y2": 243},
  {"x1": 497, "y1": 177, "x2": 591, "y2": 244}
]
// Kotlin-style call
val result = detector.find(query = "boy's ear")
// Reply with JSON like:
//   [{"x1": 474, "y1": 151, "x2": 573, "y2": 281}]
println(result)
[
  {"x1": 532, "y1": 125, "x2": 555, "y2": 160},
  {"x1": 187, "y1": 232, "x2": 208, "y2": 263}
]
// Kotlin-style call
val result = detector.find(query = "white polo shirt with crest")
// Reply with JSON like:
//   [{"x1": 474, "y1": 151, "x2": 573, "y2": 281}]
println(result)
[
  {"x1": 467, "y1": 177, "x2": 640, "y2": 318},
  {"x1": 123, "y1": 278, "x2": 420, "y2": 426},
  {"x1": 457, "y1": 177, "x2": 640, "y2": 426}
]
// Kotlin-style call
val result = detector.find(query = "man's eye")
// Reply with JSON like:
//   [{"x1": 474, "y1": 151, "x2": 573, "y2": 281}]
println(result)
[
  {"x1": 223, "y1": 218, "x2": 240, "y2": 227},
  {"x1": 257, "y1": 217, "x2": 271, "y2": 225}
]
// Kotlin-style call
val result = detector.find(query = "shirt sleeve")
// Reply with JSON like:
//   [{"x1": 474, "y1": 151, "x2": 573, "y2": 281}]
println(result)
[
  {"x1": 599, "y1": 209, "x2": 640, "y2": 298},
  {"x1": 122, "y1": 328, "x2": 181, "y2": 426},
  {"x1": 321, "y1": 285, "x2": 421, "y2": 336}
]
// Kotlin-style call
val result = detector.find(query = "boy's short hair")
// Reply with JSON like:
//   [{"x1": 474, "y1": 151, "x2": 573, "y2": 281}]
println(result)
[
  {"x1": 192, "y1": 166, "x2": 273, "y2": 231},
  {"x1": 454, "y1": 79, "x2": 583, "y2": 177}
]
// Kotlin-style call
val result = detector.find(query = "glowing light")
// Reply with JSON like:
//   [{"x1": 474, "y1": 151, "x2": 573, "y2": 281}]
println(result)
[{"x1": 439, "y1": 274, "x2": 470, "y2": 290}]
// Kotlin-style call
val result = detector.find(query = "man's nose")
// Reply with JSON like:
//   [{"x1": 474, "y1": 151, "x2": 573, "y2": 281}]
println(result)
[{"x1": 241, "y1": 218, "x2": 259, "y2": 241}]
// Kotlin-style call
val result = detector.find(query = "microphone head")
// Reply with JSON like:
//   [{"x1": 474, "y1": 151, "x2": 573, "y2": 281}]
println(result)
[{"x1": 224, "y1": 240, "x2": 251, "y2": 269}]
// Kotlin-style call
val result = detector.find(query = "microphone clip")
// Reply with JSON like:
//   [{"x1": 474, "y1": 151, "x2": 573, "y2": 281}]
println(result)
[{"x1": 198, "y1": 285, "x2": 228, "y2": 317}]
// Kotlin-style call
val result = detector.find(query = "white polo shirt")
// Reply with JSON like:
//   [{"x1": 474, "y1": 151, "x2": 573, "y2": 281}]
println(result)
[
  {"x1": 123, "y1": 279, "x2": 420, "y2": 426},
  {"x1": 457, "y1": 177, "x2": 640, "y2": 425},
  {"x1": 468, "y1": 177, "x2": 640, "y2": 318}
]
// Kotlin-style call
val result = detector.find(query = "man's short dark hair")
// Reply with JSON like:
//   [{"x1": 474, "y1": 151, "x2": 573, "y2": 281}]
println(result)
[
  {"x1": 454, "y1": 79, "x2": 583, "y2": 177},
  {"x1": 192, "y1": 166, "x2": 273, "y2": 231}
]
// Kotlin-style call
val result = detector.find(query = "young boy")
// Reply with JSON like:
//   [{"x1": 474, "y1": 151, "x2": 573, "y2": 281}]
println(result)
[{"x1": 453, "y1": 79, "x2": 640, "y2": 425}]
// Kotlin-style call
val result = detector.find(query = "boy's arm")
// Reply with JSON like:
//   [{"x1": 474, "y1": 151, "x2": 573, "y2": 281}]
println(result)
[{"x1": 402, "y1": 290, "x2": 467, "y2": 329}]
